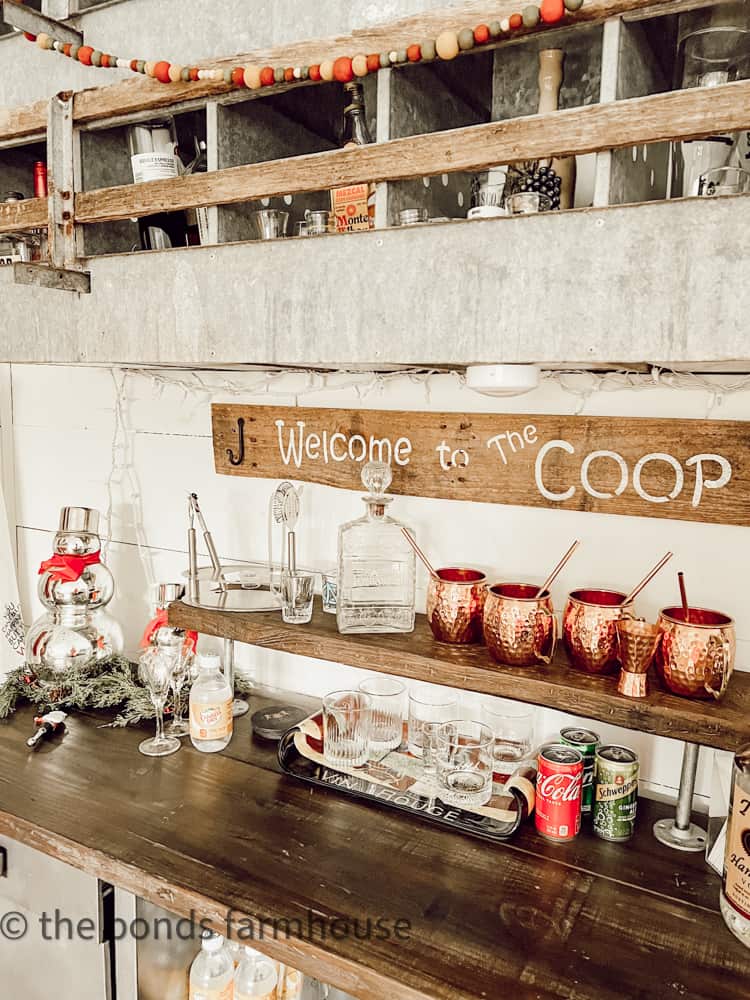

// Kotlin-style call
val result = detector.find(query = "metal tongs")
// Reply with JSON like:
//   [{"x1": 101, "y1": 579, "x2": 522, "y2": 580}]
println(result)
[{"x1": 188, "y1": 492, "x2": 225, "y2": 598}]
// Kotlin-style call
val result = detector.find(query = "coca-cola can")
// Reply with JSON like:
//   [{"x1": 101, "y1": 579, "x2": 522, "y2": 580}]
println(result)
[{"x1": 535, "y1": 743, "x2": 584, "y2": 842}]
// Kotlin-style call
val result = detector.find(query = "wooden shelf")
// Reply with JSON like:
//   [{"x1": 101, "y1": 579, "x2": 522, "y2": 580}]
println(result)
[
  {"x1": 0, "y1": 697, "x2": 748, "y2": 1000},
  {"x1": 169, "y1": 599, "x2": 750, "y2": 753}
]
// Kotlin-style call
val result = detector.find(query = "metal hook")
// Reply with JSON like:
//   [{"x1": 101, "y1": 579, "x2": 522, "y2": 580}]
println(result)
[{"x1": 226, "y1": 417, "x2": 245, "y2": 466}]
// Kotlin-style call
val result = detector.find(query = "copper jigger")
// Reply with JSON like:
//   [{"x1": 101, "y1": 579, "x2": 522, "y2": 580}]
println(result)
[
  {"x1": 655, "y1": 606, "x2": 735, "y2": 700},
  {"x1": 563, "y1": 589, "x2": 634, "y2": 675},
  {"x1": 483, "y1": 583, "x2": 556, "y2": 667},
  {"x1": 426, "y1": 568, "x2": 487, "y2": 644},
  {"x1": 616, "y1": 619, "x2": 661, "y2": 698}
]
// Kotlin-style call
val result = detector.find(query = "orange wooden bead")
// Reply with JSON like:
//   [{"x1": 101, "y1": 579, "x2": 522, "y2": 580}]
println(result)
[
  {"x1": 406, "y1": 43, "x2": 422, "y2": 62},
  {"x1": 333, "y1": 56, "x2": 353, "y2": 83},
  {"x1": 154, "y1": 61, "x2": 171, "y2": 83},
  {"x1": 474, "y1": 24, "x2": 490, "y2": 44},
  {"x1": 63, "y1": 43, "x2": 72, "y2": 57},
  {"x1": 284, "y1": 67, "x2": 295, "y2": 82},
  {"x1": 540, "y1": 0, "x2": 564, "y2": 21},
  {"x1": 366, "y1": 53, "x2": 381, "y2": 73},
  {"x1": 260, "y1": 66, "x2": 275, "y2": 86},
  {"x1": 78, "y1": 45, "x2": 94, "y2": 65},
  {"x1": 509, "y1": 13, "x2": 523, "y2": 29},
  {"x1": 231, "y1": 66, "x2": 245, "y2": 86},
  {"x1": 189, "y1": 67, "x2": 200, "y2": 81},
  {"x1": 309, "y1": 64, "x2": 322, "y2": 81}
]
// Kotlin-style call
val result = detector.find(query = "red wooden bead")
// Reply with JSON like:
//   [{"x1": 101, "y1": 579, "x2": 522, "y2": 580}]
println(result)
[
  {"x1": 154, "y1": 61, "x2": 171, "y2": 83},
  {"x1": 366, "y1": 53, "x2": 381, "y2": 73},
  {"x1": 189, "y1": 67, "x2": 200, "y2": 81},
  {"x1": 509, "y1": 13, "x2": 523, "y2": 29},
  {"x1": 130, "y1": 59, "x2": 138, "y2": 71},
  {"x1": 333, "y1": 56, "x2": 353, "y2": 83},
  {"x1": 23, "y1": 32, "x2": 36, "y2": 42},
  {"x1": 100, "y1": 54, "x2": 109, "y2": 68},
  {"x1": 406, "y1": 43, "x2": 421, "y2": 62},
  {"x1": 78, "y1": 45, "x2": 94, "y2": 65},
  {"x1": 231, "y1": 66, "x2": 245, "y2": 86},
  {"x1": 540, "y1": 0, "x2": 564, "y2": 22},
  {"x1": 284, "y1": 67, "x2": 295, "y2": 82},
  {"x1": 260, "y1": 66, "x2": 275, "y2": 86},
  {"x1": 474, "y1": 24, "x2": 490, "y2": 44}
]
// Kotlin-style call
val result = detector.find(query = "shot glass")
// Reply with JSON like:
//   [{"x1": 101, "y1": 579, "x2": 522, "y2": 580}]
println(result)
[
  {"x1": 281, "y1": 571, "x2": 315, "y2": 624},
  {"x1": 420, "y1": 721, "x2": 442, "y2": 779},
  {"x1": 321, "y1": 568, "x2": 338, "y2": 614},
  {"x1": 358, "y1": 676, "x2": 406, "y2": 754},
  {"x1": 407, "y1": 685, "x2": 459, "y2": 758},
  {"x1": 436, "y1": 720, "x2": 495, "y2": 809},
  {"x1": 480, "y1": 698, "x2": 535, "y2": 768},
  {"x1": 322, "y1": 690, "x2": 371, "y2": 769},
  {"x1": 507, "y1": 192, "x2": 552, "y2": 215}
]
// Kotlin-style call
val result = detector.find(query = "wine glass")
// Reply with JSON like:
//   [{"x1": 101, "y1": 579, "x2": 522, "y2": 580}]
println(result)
[
  {"x1": 138, "y1": 649, "x2": 181, "y2": 757},
  {"x1": 164, "y1": 637, "x2": 193, "y2": 739}
]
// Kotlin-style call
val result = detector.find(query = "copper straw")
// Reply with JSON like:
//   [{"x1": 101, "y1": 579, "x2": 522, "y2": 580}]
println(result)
[
  {"x1": 678, "y1": 571, "x2": 690, "y2": 623},
  {"x1": 535, "y1": 539, "x2": 580, "y2": 598},
  {"x1": 623, "y1": 551, "x2": 673, "y2": 605},
  {"x1": 401, "y1": 528, "x2": 440, "y2": 581}
]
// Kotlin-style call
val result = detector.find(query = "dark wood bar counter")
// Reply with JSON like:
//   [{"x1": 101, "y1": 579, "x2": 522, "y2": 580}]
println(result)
[{"x1": 0, "y1": 693, "x2": 748, "y2": 1000}]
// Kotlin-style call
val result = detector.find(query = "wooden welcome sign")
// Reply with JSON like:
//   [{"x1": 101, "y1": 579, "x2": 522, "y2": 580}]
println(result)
[{"x1": 211, "y1": 404, "x2": 750, "y2": 526}]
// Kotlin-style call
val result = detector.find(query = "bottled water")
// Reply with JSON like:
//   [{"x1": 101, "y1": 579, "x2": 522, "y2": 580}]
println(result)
[
  {"x1": 189, "y1": 931, "x2": 233, "y2": 1000},
  {"x1": 234, "y1": 945, "x2": 278, "y2": 999}
]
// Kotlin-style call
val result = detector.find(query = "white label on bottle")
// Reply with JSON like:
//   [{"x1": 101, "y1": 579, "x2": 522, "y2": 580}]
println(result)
[
  {"x1": 190, "y1": 698, "x2": 233, "y2": 741},
  {"x1": 131, "y1": 152, "x2": 180, "y2": 184}
]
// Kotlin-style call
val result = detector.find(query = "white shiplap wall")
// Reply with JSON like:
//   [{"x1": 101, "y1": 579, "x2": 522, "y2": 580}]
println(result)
[{"x1": 7, "y1": 364, "x2": 749, "y2": 805}]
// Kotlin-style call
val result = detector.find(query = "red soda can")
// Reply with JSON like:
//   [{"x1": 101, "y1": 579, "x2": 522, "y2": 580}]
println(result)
[
  {"x1": 535, "y1": 743, "x2": 583, "y2": 842},
  {"x1": 33, "y1": 161, "x2": 48, "y2": 199}
]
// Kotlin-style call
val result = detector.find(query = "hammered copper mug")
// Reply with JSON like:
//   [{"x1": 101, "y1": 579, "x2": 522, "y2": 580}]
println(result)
[
  {"x1": 655, "y1": 606, "x2": 735, "y2": 700},
  {"x1": 483, "y1": 583, "x2": 556, "y2": 667},
  {"x1": 563, "y1": 589, "x2": 634, "y2": 675},
  {"x1": 426, "y1": 568, "x2": 487, "y2": 644}
]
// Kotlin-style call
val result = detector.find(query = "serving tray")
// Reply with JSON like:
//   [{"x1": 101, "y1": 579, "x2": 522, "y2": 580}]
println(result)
[{"x1": 278, "y1": 712, "x2": 536, "y2": 844}]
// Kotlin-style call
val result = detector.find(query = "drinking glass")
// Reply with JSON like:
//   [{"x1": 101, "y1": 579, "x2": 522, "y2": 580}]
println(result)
[
  {"x1": 358, "y1": 677, "x2": 405, "y2": 754},
  {"x1": 407, "y1": 685, "x2": 459, "y2": 757},
  {"x1": 436, "y1": 720, "x2": 494, "y2": 809},
  {"x1": 507, "y1": 192, "x2": 552, "y2": 214},
  {"x1": 322, "y1": 690, "x2": 371, "y2": 769},
  {"x1": 165, "y1": 641, "x2": 193, "y2": 738},
  {"x1": 698, "y1": 166, "x2": 750, "y2": 196},
  {"x1": 399, "y1": 207, "x2": 428, "y2": 226},
  {"x1": 304, "y1": 209, "x2": 330, "y2": 235},
  {"x1": 481, "y1": 698, "x2": 535, "y2": 767},
  {"x1": 420, "y1": 721, "x2": 442, "y2": 779},
  {"x1": 138, "y1": 649, "x2": 181, "y2": 757},
  {"x1": 250, "y1": 208, "x2": 289, "y2": 240},
  {"x1": 281, "y1": 571, "x2": 315, "y2": 624}
]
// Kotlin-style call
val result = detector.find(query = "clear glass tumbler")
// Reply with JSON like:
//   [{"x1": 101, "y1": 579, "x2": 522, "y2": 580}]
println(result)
[
  {"x1": 436, "y1": 720, "x2": 494, "y2": 809},
  {"x1": 481, "y1": 698, "x2": 535, "y2": 767},
  {"x1": 407, "y1": 685, "x2": 459, "y2": 758},
  {"x1": 358, "y1": 676, "x2": 405, "y2": 754},
  {"x1": 251, "y1": 208, "x2": 289, "y2": 240},
  {"x1": 281, "y1": 571, "x2": 315, "y2": 624},
  {"x1": 322, "y1": 690, "x2": 371, "y2": 769}
]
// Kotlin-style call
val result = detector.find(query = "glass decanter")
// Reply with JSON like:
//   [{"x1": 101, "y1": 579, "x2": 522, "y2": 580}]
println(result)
[{"x1": 336, "y1": 462, "x2": 415, "y2": 634}]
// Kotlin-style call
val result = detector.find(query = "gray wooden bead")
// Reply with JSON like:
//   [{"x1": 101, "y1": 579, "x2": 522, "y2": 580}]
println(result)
[
  {"x1": 181, "y1": 67, "x2": 191, "y2": 82},
  {"x1": 458, "y1": 28, "x2": 475, "y2": 50},
  {"x1": 379, "y1": 52, "x2": 391, "y2": 68},
  {"x1": 522, "y1": 5, "x2": 540, "y2": 27},
  {"x1": 223, "y1": 68, "x2": 233, "y2": 83},
  {"x1": 488, "y1": 21, "x2": 502, "y2": 37},
  {"x1": 274, "y1": 67, "x2": 285, "y2": 82},
  {"x1": 421, "y1": 39, "x2": 436, "y2": 61},
  {"x1": 300, "y1": 66, "x2": 309, "y2": 79},
  {"x1": 564, "y1": 0, "x2": 584, "y2": 8},
  {"x1": 136, "y1": 60, "x2": 145, "y2": 73}
]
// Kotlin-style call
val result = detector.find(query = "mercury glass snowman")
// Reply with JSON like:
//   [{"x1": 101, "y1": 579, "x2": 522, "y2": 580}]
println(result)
[{"x1": 25, "y1": 507, "x2": 123, "y2": 678}]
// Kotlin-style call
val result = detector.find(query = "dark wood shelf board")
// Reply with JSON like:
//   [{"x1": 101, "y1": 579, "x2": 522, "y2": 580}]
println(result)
[
  {"x1": 169, "y1": 601, "x2": 750, "y2": 753},
  {"x1": 0, "y1": 702, "x2": 748, "y2": 1000}
]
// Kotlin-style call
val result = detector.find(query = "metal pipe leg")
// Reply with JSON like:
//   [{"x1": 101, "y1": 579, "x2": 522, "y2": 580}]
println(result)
[
  {"x1": 653, "y1": 742, "x2": 707, "y2": 852},
  {"x1": 223, "y1": 637, "x2": 249, "y2": 718}
]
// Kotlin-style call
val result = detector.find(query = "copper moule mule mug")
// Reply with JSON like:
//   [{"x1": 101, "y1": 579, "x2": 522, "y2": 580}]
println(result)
[
  {"x1": 426, "y1": 568, "x2": 487, "y2": 644},
  {"x1": 563, "y1": 589, "x2": 634, "y2": 675},
  {"x1": 483, "y1": 583, "x2": 557, "y2": 667},
  {"x1": 655, "y1": 606, "x2": 735, "y2": 700}
]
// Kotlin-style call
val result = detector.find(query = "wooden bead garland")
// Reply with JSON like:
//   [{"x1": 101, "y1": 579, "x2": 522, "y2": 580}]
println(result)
[{"x1": 23, "y1": 2, "x2": 586, "y2": 90}]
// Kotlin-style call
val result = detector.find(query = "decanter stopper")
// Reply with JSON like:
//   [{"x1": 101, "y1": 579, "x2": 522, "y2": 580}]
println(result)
[{"x1": 361, "y1": 461, "x2": 392, "y2": 497}]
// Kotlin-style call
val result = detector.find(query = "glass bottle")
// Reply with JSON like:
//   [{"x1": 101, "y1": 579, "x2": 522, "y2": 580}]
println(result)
[
  {"x1": 189, "y1": 652, "x2": 233, "y2": 752},
  {"x1": 721, "y1": 745, "x2": 750, "y2": 947},
  {"x1": 330, "y1": 81, "x2": 375, "y2": 233},
  {"x1": 127, "y1": 118, "x2": 191, "y2": 250},
  {"x1": 189, "y1": 931, "x2": 234, "y2": 1000},
  {"x1": 336, "y1": 462, "x2": 416, "y2": 634}
]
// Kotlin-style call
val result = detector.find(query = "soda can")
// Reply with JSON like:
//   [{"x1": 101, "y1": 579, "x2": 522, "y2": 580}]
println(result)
[
  {"x1": 535, "y1": 743, "x2": 583, "y2": 842},
  {"x1": 560, "y1": 726, "x2": 601, "y2": 817},
  {"x1": 593, "y1": 744, "x2": 639, "y2": 842}
]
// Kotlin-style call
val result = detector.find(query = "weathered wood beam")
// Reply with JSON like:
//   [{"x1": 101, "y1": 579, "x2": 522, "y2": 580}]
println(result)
[
  {"x1": 0, "y1": 0, "x2": 724, "y2": 143},
  {"x1": 75, "y1": 79, "x2": 750, "y2": 225},
  {"x1": 0, "y1": 196, "x2": 47, "y2": 234}
]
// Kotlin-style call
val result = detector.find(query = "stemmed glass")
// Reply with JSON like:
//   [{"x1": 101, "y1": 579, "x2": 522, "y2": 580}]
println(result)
[
  {"x1": 163, "y1": 635, "x2": 193, "y2": 739},
  {"x1": 138, "y1": 648, "x2": 181, "y2": 757}
]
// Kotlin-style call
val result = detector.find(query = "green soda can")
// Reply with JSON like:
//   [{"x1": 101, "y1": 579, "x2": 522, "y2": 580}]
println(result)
[
  {"x1": 593, "y1": 745, "x2": 639, "y2": 842},
  {"x1": 560, "y1": 726, "x2": 600, "y2": 817}
]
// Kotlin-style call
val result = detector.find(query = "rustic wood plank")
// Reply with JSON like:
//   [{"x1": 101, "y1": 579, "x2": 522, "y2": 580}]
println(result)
[
  {"x1": 0, "y1": 99, "x2": 46, "y2": 145},
  {"x1": 74, "y1": 79, "x2": 750, "y2": 224},
  {"x1": 210, "y1": 404, "x2": 749, "y2": 527},
  {"x1": 168, "y1": 603, "x2": 750, "y2": 753},
  {"x1": 0, "y1": 703, "x2": 747, "y2": 1000},
  {"x1": 0, "y1": 196, "x2": 47, "y2": 235}
]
